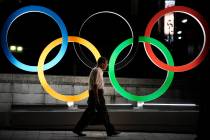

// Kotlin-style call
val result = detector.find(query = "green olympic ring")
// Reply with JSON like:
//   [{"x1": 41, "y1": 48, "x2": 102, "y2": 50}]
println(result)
[{"x1": 108, "y1": 36, "x2": 174, "y2": 102}]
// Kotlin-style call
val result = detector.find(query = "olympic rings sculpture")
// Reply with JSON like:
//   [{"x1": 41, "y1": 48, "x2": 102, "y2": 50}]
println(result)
[{"x1": 1, "y1": 5, "x2": 209, "y2": 102}]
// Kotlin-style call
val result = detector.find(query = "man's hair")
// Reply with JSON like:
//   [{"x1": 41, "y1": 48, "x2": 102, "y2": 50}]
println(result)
[{"x1": 97, "y1": 57, "x2": 107, "y2": 65}]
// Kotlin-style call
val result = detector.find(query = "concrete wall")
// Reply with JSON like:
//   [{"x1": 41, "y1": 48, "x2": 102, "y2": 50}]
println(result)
[
  {"x1": 0, "y1": 73, "x2": 197, "y2": 110},
  {"x1": 0, "y1": 74, "x2": 198, "y2": 131}
]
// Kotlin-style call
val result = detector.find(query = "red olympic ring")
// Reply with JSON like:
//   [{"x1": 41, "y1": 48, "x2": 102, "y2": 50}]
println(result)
[{"x1": 144, "y1": 6, "x2": 210, "y2": 72}]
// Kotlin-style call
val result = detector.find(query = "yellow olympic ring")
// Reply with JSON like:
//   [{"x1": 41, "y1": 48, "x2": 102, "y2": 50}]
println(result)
[{"x1": 37, "y1": 36, "x2": 101, "y2": 102}]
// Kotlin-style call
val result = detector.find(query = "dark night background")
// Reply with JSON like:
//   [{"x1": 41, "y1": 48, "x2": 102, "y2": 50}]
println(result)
[
  {"x1": 0, "y1": 0, "x2": 210, "y2": 138},
  {"x1": 0, "y1": 0, "x2": 209, "y2": 80}
]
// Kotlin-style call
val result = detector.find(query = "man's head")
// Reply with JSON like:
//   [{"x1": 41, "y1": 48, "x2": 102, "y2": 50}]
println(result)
[{"x1": 97, "y1": 57, "x2": 108, "y2": 70}]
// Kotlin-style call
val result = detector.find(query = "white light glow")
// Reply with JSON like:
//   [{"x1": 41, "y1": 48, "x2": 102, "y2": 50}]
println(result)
[
  {"x1": 182, "y1": 19, "x2": 188, "y2": 23},
  {"x1": 17, "y1": 46, "x2": 23, "y2": 52},
  {"x1": 106, "y1": 103, "x2": 133, "y2": 106},
  {"x1": 178, "y1": 36, "x2": 182, "y2": 40},
  {"x1": 177, "y1": 31, "x2": 182, "y2": 34},
  {"x1": 137, "y1": 102, "x2": 144, "y2": 107},
  {"x1": 144, "y1": 103, "x2": 197, "y2": 107},
  {"x1": 67, "y1": 102, "x2": 74, "y2": 107},
  {"x1": 10, "y1": 45, "x2": 16, "y2": 51}
]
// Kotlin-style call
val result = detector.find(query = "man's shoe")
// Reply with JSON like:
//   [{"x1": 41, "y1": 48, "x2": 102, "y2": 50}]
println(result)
[
  {"x1": 107, "y1": 131, "x2": 121, "y2": 136},
  {"x1": 73, "y1": 130, "x2": 86, "y2": 136}
]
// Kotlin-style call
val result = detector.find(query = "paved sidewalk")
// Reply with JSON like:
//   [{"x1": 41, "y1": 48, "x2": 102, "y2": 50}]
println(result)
[{"x1": 0, "y1": 130, "x2": 196, "y2": 140}]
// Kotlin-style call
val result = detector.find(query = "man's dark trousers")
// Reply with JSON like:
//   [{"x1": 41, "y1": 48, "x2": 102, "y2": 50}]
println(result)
[{"x1": 74, "y1": 89, "x2": 115, "y2": 134}]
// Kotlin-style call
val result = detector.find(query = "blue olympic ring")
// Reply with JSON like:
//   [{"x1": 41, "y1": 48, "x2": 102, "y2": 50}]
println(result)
[{"x1": 1, "y1": 5, "x2": 68, "y2": 72}]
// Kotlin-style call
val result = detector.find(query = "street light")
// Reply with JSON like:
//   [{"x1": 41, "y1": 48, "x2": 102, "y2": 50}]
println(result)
[
  {"x1": 17, "y1": 46, "x2": 23, "y2": 52},
  {"x1": 177, "y1": 31, "x2": 182, "y2": 34},
  {"x1": 178, "y1": 36, "x2": 182, "y2": 40},
  {"x1": 10, "y1": 45, "x2": 16, "y2": 52},
  {"x1": 181, "y1": 19, "x2": 188, "y2": 23},
  {"x1": 9, "y1": 45, "x2": 23, "y2": 53}
]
